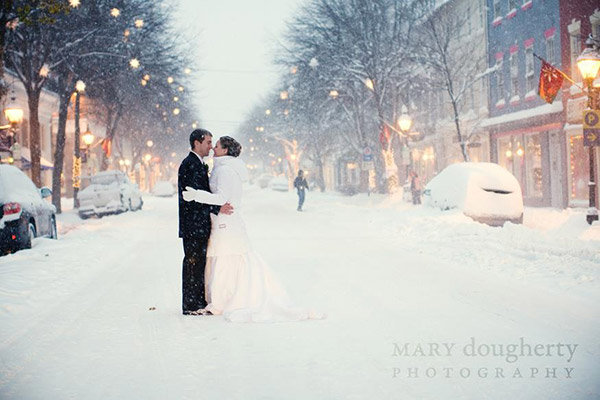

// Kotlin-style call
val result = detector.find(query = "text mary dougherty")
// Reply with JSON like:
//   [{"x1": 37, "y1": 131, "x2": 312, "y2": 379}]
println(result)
[{"x1": 391, "y1": 337, "x2": 578, "y2": 379}]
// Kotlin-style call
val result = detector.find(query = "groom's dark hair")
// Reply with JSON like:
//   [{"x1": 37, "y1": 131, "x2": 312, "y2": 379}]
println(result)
[{"x1": 189, "y1": 129, "x2": 212, "y2": 148}]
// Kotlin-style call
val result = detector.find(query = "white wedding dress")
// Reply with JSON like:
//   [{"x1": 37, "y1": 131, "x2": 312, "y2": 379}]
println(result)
[{"x1": 184, "y1": 155, "x2": 322, "y2": 323}]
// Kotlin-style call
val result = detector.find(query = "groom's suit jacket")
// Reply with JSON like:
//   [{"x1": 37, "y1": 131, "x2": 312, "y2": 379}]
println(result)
[{"x1": 178, "y1": 152, "x2": 219, "y2": 239}]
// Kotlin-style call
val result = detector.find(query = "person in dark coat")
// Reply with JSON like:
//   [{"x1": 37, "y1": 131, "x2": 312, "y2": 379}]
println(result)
[
  {"x1": 409, "y1": 170, "x2": 421, "y2": 205},
  {"x1": 293, "y1": 169, "x2": 309, "y2": 211},
  {"x1": 178, "y1": 129, "x2": 233, "y2": 315}
]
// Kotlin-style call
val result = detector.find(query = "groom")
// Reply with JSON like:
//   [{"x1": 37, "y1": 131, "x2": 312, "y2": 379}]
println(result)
[{"x1": 178, "y1": 129, "x2": 233, "y2": 315}]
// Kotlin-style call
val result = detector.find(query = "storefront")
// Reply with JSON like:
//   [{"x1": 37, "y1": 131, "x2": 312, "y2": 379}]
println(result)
[
  {"x1": 489, "y1": 121, "x2": 563, "y2": 207},
  {"x1": 564, "y1": 123, "x2": 600, "y2": 208}
]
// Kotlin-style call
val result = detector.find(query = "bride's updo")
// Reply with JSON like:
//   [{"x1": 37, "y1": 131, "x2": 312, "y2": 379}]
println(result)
[{"x1": 219, "y1": 136, "x2": 242, "y2": 157}]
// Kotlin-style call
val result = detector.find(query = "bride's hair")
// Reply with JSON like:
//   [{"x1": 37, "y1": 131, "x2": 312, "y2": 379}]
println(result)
[{"x1": 219, "y1": 136, "x2": 242, "y2": 157}]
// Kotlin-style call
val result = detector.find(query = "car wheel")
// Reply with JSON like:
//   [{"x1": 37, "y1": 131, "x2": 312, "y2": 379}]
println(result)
[
  {"x1": 50, "y1": 217, "x2": 58, "y2": 239},
  {"x1": 23, "y1": 222, "x2": 36, "y2": 249}
]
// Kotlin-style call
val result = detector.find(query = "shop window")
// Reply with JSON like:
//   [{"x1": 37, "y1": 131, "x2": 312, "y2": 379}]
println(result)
[
  {"x1": 524, "y1": 133, "x2": 543, "y2": 198},
  {"x1": 569, "y1": 134, "x2": 588, "y2": 204}
]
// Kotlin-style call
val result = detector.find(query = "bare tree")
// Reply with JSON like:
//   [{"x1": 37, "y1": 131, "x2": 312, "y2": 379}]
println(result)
[{"x1": 414, "y1": 1, "x2": 488, "y2": 162}]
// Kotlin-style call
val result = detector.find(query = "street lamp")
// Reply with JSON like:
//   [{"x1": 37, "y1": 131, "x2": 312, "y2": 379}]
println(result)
[
  {"x1": 73, "y1": 80, "x2": 86, "y2": 208},
  {"x1": 576, "y1": 35, "x2": 600, "y2": 225},
  {"x1": 82, "y1": 126, "x2": 94, "y2": 149},
  {"x1": 146, "y1": 140, "x2": 154, "y2": 148},
  {"x1": 397, "y1": 105, "x2": 412, "y2": 134}
]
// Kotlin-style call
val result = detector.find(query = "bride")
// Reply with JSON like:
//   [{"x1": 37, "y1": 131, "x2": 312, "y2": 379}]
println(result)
[{"x1": 182, "y1": 136, "x2": 322, "y2": 323}]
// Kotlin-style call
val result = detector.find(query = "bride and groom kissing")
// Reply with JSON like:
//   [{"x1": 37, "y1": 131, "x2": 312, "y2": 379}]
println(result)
[{"x1": 178, "y1": 129, "x2": 322, "y2": 323}]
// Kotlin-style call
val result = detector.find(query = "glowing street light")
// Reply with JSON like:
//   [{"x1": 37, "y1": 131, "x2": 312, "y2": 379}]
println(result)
[
  {"x1": 110, "y1": 8, "x2": 120, "y2": 17},
  {"x1": 173, "y1": 108, "x2": 180, "y2": 115},
  {"x1": 167, "y1": 76, "x2": 174, "y2": 84},
  {"x1": 129, "y1": 58, "x2": 140, "y2": 69},
  {"x1": 146, "y1": 140, "x2": 154, "y2": 148},
  {"x1": 364, "y1": 78, "x2": 374, "y2": 91},
  {"x1": 39, "y1": 64, "x2": 49, "y2": 77},
  {"x1": 265, "y1": 109, "x2": 271, "y2": 115},
  {"x1": 69, "y1": 0, "x2": 81, "y2": 7},
  {"x1": 134, "y1": 19, "x2": 144, "y2": 28},
  {"x1": 397, "y1": 105, "x2": 412, "y2": 133},
  {"x1": 82, "y1": 127, "x2": 95, "y2": 147},
  {"x1": 75, "y1": 80, "x2": 86, "y2": 93},
  {"x1": 329, "y1": 89, "x2": 339, "y2": 99},
  {"x1": 280, "y1": 90, "x2": 289, "y2": 100}
]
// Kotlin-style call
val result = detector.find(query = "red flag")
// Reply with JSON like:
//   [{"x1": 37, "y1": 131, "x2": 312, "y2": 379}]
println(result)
[
  {"x1": 538, "y1": 60, "x2": 563, "y2": 104},
  {"x1": 101, "y1": 138, "x2": 112, "y2": 157}
]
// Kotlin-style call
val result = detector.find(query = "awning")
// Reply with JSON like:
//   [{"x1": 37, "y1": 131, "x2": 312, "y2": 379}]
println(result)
[{"x1": 19, "y1": 146, "x2": 54, "y2": 170}]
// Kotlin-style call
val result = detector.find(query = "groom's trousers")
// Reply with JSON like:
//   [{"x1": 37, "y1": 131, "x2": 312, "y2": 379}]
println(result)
[{"x1": 182, "y1": 236, "x2": 209, "y2": 312}]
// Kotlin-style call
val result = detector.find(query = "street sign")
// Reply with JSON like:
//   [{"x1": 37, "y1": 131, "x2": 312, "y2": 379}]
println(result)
[
  {"x1": 583, "y1": 110, "x2": 600, "y2": 147},
  {"x1": 363, "y1": 146, "x2": 373, "y2": 162}
]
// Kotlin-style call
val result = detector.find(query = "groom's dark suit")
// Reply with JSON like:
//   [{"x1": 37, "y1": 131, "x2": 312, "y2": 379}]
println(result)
[{"x1": 178, "y1": 151, "x2": 219, "y2": 313}]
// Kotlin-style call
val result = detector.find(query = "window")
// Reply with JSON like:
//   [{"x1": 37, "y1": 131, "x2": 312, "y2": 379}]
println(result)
[
  {"x1": 525, "y1": 47, "x2": 534, "y2": 93},
  {"x1": 466, "y1": 6, "x2": 472, "y2": 34},
  {"x1": 493, "y1": 0, "x2": 501, "y2": 20},
  {"x1": 510, "y1": 52, "x2": 519, "y2": 98},
  {"x1": 546, "y1": 35, "x2": 555, "y2": 64},
  {"x1": 508, "y1": 0, "x2": 517, "y2": 11},
  {"x1": 496, "y1": 60, "x2": 504, "y2": 102},
  {"x1": 570, "y1": 34, "x2": 581, "y2": 81}
]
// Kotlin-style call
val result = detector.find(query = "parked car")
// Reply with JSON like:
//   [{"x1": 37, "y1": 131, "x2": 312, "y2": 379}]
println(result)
[
  {"x1": 78, "y1": 170, "x2": 143, "y2": 219},
  {"x1": 152, "y1": 180, "x2": 176, "y2": 197},
  {"x1": 0, "y1": 165, "x2": 57, "y2": 255},
  {"x1": 269, "y1": 176, "x2": 289, "y2": 192},
  {"x1": 257, "y1": 173, "x2": 274, "y2": 189},
  {"x1": 423, "y1": 162, "x2": 523, "y2": 226}
]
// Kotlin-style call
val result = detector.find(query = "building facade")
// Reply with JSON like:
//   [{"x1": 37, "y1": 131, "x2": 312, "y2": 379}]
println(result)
[{"x1": 484, "y1": 0, "x2": 565, "y2": 207}]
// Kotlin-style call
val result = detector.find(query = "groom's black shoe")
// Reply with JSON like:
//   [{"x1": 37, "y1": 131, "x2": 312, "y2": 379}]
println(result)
[{"x1": 198, "y1": 309, "x2": 213, "y2": 316}]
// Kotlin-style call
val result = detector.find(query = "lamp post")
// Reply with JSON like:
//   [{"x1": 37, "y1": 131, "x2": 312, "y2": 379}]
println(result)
[
  {"x1": 73, "y1": 80, "x2": 86, "y2": 208},
  {"x1": 397, "y1": 105, "x2": 413, "y2": 178},
  {"x1": 576, "y1": 35, "x2": 600, "y2": 225}
]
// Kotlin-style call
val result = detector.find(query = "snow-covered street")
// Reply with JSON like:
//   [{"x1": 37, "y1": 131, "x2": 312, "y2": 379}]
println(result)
[{"x1": 1, "y1": 186, "x2": 599, "y2": 399}]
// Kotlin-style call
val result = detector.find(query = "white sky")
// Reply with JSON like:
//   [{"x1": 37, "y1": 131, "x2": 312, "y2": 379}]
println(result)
[{"x1": 173, "y1": 0, "x2": 304, "y2": 136}]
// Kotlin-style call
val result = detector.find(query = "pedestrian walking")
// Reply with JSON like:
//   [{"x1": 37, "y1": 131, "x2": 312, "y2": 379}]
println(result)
[
  {"x1": 293, "y1": 170, "x2": 309, "y2": 211},
  {"x1": 409, "y1": 171, "x2": 421, "y2": 205}
]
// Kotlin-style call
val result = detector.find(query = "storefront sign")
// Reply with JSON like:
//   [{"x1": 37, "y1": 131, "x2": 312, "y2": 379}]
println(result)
[{"x1": 583, "y1": 110, "x2": 600, "y2": 146}]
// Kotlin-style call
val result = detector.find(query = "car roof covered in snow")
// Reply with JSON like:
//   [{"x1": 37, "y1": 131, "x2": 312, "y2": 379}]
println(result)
[{"x1": 0, "y1": 164, "x2": 43, "y2": 205}]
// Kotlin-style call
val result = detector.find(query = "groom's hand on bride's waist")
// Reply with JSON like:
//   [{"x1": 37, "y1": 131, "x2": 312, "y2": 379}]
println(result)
[{"x1": 220, "y1": 202, "x2": 234, "y2": 215}]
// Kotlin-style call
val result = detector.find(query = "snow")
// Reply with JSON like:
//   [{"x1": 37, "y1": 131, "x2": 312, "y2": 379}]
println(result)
[
  {"x1": 0, "y1": 165, "x2": 49, "y2": 228},
  {"x1": 482, "y1": 101, "x2": 563, "y2": 127},
  {"x1": 152, "y1": 180, "x2": 176, "y2": 197},
  {"x1": 423, "y1": 162, "x2": 523, "y2": 222},
  {"x1": 0, "y1": 187, "x2": 599, "y2": 399}
]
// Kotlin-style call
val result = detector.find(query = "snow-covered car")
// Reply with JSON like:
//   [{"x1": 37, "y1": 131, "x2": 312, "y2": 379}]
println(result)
[
  {"x1": 257, "y1": 173, "x2": 274, "y2": 189},
  {"x1": 152, "y1": 180, "x2": 176, "y2": 197},
  {"x1": 0, "y1": 165, "x2": 57, "y2": 255},
  {"x1": 269, "y1": 176, "x2": 289, "y2": 192},
  {"x1": 78, "y1": 170, "x2": 143, "y2": 219},
  {"x1": 423, "y1": 162, "x2": 523, "y2": 226}
]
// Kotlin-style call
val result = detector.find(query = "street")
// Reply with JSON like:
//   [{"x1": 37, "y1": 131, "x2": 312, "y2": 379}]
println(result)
[{"x1": 1, "y1": 186, "x2": 599, "y2": 399}]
